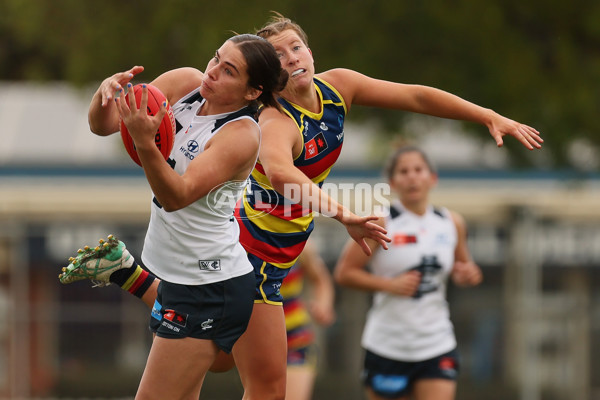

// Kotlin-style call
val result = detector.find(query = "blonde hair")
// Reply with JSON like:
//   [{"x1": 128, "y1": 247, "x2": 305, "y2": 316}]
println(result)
[{"x1": 256, "y1": 11, "x2": 309, "y2": 46}]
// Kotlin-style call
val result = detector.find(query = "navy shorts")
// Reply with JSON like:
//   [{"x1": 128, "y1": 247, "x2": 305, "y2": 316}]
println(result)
[
  {"x1": 247, "y1": 252, "x2": 291, "y2": 305},
  {"x1": 149, "y1": 271, "x2": 255, "y2": 353},
  {"x1": 362, "y1": 348, "x2": 460, "y2": 398}
]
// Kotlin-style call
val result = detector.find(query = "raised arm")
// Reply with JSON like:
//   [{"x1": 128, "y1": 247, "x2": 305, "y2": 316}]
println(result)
[
  {"x1": 88, "y1": 66, "x2": 203, "y2": 136},
  {"x1": 319, "y1": 68, "x2": 542, "y2": 150},
  {"x1": 115, "y1": 84, "x2": 259, "y2": 211},
  {"x1": 88, "y1": 66, "x2": 145, "y2": 136}
]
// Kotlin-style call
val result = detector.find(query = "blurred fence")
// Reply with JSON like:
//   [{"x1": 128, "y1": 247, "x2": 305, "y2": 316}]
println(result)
[{"x1": 1, "y1": 168, "x2": 599, "y2": 399}]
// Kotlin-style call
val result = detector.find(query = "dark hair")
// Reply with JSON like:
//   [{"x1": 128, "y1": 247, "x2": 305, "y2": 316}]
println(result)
[
  {"x1": 227, "y1": 34, "x2": 288, "y2": 110},
  {"x1": 255, "y1": 11, "x2": 309, "y2": 46},
  {"x1": 384, "y1": 145, "x2": 437, "y2": 180}
]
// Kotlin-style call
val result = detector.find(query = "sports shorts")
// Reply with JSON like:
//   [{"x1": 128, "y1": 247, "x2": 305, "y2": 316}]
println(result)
[
  {"x1": 149, "y1": 271, "x2": 255, "y2": 353},
  {"x1": 247, "y1": 252, "x2": 291, "y2": 305},
  {"x1": 362, "y1": 348, "x2": 460, "y2": 398}
]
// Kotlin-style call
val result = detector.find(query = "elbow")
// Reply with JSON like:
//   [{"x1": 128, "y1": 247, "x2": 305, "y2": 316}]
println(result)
[
  {"x1": 265, "y1": 170, "x2": 292, "y2": 197},
  {"x1": 88, "y1": 120, "x2": 116, "y2": 137},
  {"x1": 266, "y1": 170, "x2": 285, "y2": 191},
  {"x1": 156, "y1": 197, "x2": 188, "y2": 213}
]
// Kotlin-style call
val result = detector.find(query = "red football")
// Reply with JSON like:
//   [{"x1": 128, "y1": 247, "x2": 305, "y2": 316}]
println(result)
[{"x1": 120, "y1": 83, "x2": 175, "y2": 167}]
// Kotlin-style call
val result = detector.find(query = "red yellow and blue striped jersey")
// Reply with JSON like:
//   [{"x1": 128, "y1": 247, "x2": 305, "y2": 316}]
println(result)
[{"x1": 236, "y1": 77, "x2": 346, "y2": 268}]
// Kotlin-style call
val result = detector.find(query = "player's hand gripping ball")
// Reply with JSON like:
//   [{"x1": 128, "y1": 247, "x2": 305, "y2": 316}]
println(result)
[{"x1": 120, "y1": 84, "x2": 175, "y2": 167}]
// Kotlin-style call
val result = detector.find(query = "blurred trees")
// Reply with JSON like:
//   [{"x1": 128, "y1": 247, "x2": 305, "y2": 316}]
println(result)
[{"x1": 1, "y1": 0, "x2": 598, "y2": 168}]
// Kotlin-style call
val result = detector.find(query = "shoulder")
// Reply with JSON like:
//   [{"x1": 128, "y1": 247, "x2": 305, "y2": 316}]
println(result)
[
  {"x1": 448, "y1": 209, "x2": 467, "y2": 232},
  {"x1": 209, "y1": 117, "x2": 260, "y2": 155},
  {"x1": 316, "y1": 68, "x2": 368, "y2": 105},
  {"x1": 151, "y1": 67, "x2": 204, "y2": 104},
  {"x1": 259, "y1": 106, "x2": 298, "y2": 132}
]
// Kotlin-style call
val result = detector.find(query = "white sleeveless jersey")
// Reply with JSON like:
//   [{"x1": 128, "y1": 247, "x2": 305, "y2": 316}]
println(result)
[
  {"x1": 361, "y1": 200, "x2": 458, "y2": 361},
  {"x1": 141, "y1": 89, "x2": 257, "y2": 285}
]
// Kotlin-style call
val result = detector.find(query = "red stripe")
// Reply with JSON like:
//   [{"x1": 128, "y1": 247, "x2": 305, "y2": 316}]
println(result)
[
  {"x1": 127, "y1": 270, "x2": 149, "y2": 294},
  {"x1": 283, "y1": 300, "x2": 303, "y2": 314},
  {"x1": 254, "y1": 162, "x2": 266, "y2": 175},
  {"x1": 267, "y1": 202, "x2": 311, "y2": 221},
  {"x1": 239, "y1": 228, "x2": 306, "y2": 264},
  {"x1": 297, "y1": 145, "x2": 342, "y2": 179},
  {"x1": 288, "y1": 330, "x2": 315, "y2": 348}
]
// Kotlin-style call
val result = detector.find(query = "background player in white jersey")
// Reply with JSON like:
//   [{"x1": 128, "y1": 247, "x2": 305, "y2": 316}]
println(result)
[
  {"x1": 334, "y1": 145, "x2": 483, "y2": 400},
  {"x1": 62, "y1": 34, "x2": 288, "y2": 399}
]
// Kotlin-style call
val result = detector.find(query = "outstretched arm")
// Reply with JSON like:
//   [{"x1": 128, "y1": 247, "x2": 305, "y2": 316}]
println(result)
[
  {"x1": 258, "y1": 107, "x2": 391, "y2": 255},
  {"x1": 319, "y1": 68, "x2": 542, "y2": 150}
]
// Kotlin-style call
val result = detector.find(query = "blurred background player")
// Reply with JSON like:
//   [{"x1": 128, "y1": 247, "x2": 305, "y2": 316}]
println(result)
[
  {"x1": 335, "y1": 145, "x2": 483, "y2": 400},
  {"x1": 282, "y1": 240, "x2": 336, "y2": 400}
]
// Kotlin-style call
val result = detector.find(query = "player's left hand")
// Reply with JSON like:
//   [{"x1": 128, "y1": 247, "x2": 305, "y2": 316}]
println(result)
[
  {"x1": 342, "y1": 214, "x2": 391, "y2": 256},
  {"x1": 488, "y1": 112, "x2": 543, "y2": 150},
  {"x1": 451, "y1": 260, "x2": 483, "y2": 287}
]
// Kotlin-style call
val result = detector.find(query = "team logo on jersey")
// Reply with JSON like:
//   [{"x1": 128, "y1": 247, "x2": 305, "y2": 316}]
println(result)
[
  {"x1": 198, "y1": 259, "x2": 221, "y2": 271},
  {"x1": 163, "y1": 309, "x2": 188, "y2": 328},
  {"x1": 393, "y1": 233, "x2": 417, "y2": 245},
  {"x1": 179, "y1": 139, "x2": 199, "y2": 160},
  {"x1": 304, "y1": 131, "x2": 328, "y2": 159}
]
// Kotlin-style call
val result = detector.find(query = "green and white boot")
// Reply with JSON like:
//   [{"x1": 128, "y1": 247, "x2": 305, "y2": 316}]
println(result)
[{"x1": 58, "y1": 235, "x2": 133, "y2": 287}]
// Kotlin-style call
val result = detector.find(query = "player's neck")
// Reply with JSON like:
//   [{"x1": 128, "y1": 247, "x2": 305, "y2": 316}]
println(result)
[
  {"x1": 282, "y1": 85, "x2": 320, "y2": 114},
  {"x1": 401, "y1": 200, "x2": 429, "y2": 216}
]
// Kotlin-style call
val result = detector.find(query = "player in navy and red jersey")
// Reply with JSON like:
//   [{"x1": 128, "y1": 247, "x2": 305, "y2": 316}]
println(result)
[
  {"x1": 235, "y1": 75, "x2": 346, "y2": 296},
  {"x1": 232, "y1": 14, "x2": 540, "y2": 398}
]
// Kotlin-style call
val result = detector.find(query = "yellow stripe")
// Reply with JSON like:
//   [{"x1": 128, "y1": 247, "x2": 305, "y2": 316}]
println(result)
[
  {"x1": 285, "y1": 309, "x2": 311, "y2": 330},
  {"x1": 243, "y1": 199, "x2": 313, "y2": 233},
  {"x1": 279, "y1": 107, "x2": 305, "y2": 162},
  {"x1": 315, "y1": 76, "x2": 347, "y2": 115},
  {"x1": 280, "y1": 279, "x2": 303, "y2": 298},
  {"x1": 270, "y1": 258, "x2": 299, "y2": 269},
  {"x1": 121, "y1": 265, "x2": 143, "y2": 290},
  {"x1": 311, "y1": 166, "x2": 332, "y2": 185},
  {"x1": 250, "y1": 167, "x2": 272, "y2": 188},
  {"x1": 257, "y1": 261, "x2": 283, "y2": 305}
]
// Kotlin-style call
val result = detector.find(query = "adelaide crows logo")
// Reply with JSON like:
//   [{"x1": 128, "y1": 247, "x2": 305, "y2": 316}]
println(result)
[{"x1": 304, "y1": 131, "x2": 328, "y2": 159}]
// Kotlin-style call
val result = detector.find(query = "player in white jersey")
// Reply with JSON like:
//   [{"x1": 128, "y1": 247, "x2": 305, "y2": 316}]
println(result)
[
  {"x1": 335, "y1": 145, "x2": 482, "y2": 400},
  {"x1": 61, "y1": 34, "x2": 288, "y2": 399}
]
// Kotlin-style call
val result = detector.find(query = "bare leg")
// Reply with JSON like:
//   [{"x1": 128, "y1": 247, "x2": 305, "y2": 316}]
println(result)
[
  {"x1": 366, "y1": 387, "x2": 410, "y2": 400},
  {"x1": 136, "y1": 336, "x2": 218, "y2": 400},
  {"x1": 413, "y1": 379, "x2": 456, "y2": 400},
  {"x1": 233, "y1": 302, "x2": 287, "y2": 400},
  {"x1": 286, "y1": 366, "x2": 316, "y2": 400}
]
